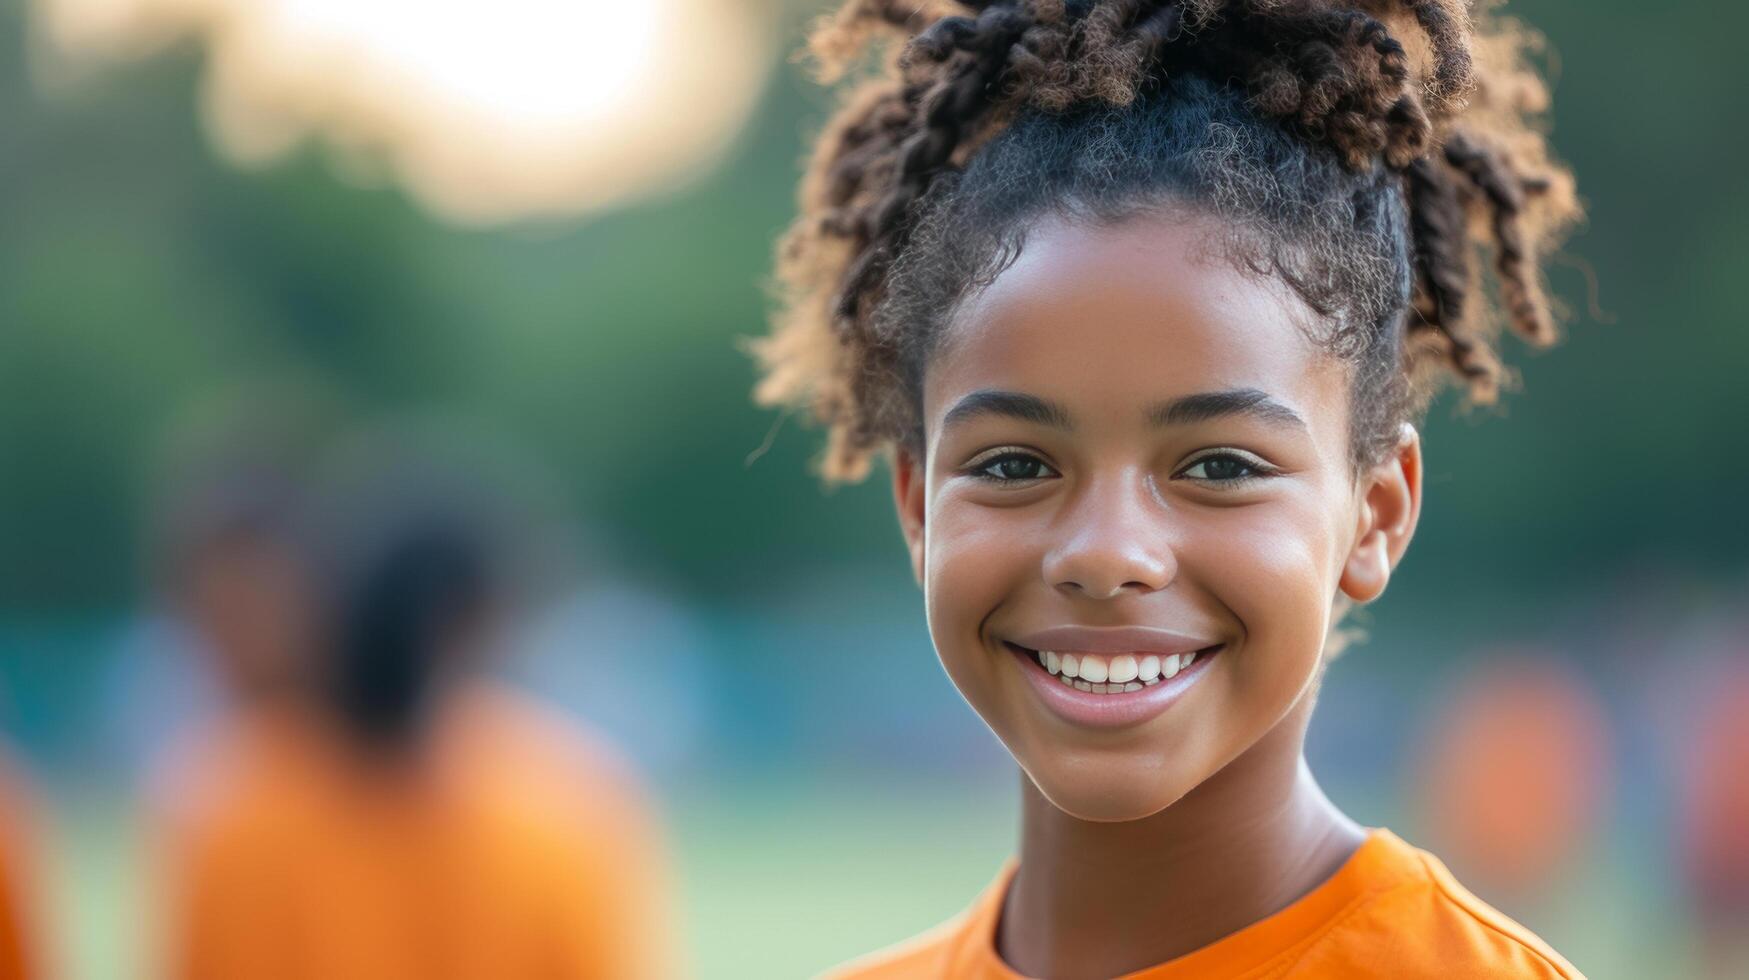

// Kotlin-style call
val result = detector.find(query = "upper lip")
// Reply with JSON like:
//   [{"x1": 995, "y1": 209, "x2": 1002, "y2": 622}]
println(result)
[{"x1": 1008, "y1": 625, "x2": 1221, "y2": 657}]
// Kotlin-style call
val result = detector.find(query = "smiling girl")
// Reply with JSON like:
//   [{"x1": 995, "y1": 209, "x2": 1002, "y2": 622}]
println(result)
[{"x1": 756, "y1": 1, "x2": 1585, "y2": 977}]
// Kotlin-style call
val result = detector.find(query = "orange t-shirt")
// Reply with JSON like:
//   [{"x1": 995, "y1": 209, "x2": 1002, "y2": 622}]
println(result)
[
  {"x1": 827, "y1": 828, "x2": 1581, "y2": 979},
  {"x1": 0, "y1": 752, "x2": 40, "y2": 980},
  {"x1": 152, "y1": 685, "x2": 679, "y2": 980}
]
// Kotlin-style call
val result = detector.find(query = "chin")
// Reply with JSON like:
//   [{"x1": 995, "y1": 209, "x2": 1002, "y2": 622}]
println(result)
[{"x1": 1021, "y1": 753, "x2": 1196, "y2": 823}]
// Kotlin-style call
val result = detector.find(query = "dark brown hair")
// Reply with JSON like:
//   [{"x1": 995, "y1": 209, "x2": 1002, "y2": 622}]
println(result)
[{"x1": 755, "y1": 0, "x2": 1583, "y2": 481}]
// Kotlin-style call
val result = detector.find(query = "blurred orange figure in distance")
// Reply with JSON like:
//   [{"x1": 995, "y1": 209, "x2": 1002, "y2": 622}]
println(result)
[
  {"x1": 1414, "y1": 654, "x2": 1611, "y2": 901},
  {"x1": 1680, "y1": 658, "x2": 1749, "y2": 979},
  {"x1": 0, "y1": 748, "x2": 42, "y2": 980},
  {"x1": 151, "y1": 436, "x2": 680, "y2": 980}
]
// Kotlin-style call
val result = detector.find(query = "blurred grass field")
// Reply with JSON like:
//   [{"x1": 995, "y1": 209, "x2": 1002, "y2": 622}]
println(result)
[
  {"x1": 43, "y1": 779, "x2": 1694, "y2": 980},
  {"x1": 45, "y1": 781, "x2": 1016, "y2": 980}
]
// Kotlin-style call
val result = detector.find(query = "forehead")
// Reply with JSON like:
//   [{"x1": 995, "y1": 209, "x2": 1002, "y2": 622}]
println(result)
[{"x1": 926, "y1": 212, "x2": 1347, "y2": 435}]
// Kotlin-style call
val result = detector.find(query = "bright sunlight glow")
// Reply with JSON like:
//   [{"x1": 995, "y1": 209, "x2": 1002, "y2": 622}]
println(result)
[{"x1": 32, "y1": 0, "x2": 772, "y2": 223}]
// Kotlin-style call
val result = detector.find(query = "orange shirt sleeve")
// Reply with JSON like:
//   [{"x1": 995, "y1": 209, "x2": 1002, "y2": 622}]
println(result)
[{"x1": 823, "y1": 830, "x2": 1583, "y2": 980}]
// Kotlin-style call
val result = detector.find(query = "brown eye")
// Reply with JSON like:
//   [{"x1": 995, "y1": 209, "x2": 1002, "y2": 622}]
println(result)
[
  {"x1": 1180, "y1": 452, "x2": 1271, "y2": 484},
  {"x1": 975, "y1": 453, "x2": 1057, "y2": 482}
]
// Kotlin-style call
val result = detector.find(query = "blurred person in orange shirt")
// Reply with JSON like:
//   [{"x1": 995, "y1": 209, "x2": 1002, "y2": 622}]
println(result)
[
  {"x1": 1680, "y1": 658, "x2": 1749, "y2": 979},
  {"x1": 1413, "y1": 655, "x2": 1611, "y2": 904},
  {"x1": 150, "y1": 434, "x2": 680, "y2": 980},
  {"x1": 0, "y1": 747, "x2": 43, "y2": 980}
]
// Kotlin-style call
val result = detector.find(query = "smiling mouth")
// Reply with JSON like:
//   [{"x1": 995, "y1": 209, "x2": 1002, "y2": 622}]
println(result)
[{"x1": 1005, "y1": 641, "x2": 1224, "y2": 694}]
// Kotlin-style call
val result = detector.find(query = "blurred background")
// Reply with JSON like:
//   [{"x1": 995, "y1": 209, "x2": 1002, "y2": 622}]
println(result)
[{"x1": 0, "y1": 0, "x2": 1745, "y2": 976}]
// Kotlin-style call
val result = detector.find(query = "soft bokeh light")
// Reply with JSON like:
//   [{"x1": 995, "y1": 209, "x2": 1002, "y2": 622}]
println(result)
[
  {"x1": 31, "y1": 0, "x2": 774, "y2": 222},
  {"x1": 1413, "y1": 653, "x2": 1613, "y2": 897}
]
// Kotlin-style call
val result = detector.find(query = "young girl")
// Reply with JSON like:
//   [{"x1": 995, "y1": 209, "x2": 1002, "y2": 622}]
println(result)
[{"x1": 756, "y1": 1, "x2": 1585, "y2": 977}]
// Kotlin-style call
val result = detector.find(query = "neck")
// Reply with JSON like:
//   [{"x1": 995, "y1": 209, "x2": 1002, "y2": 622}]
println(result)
[{"x1": 998, "y1": 708, "x2": 1365, "y2": 980}]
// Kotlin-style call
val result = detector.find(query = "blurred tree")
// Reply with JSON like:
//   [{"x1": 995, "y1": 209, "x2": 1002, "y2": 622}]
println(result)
[{"x1": 0, "y1": 0, "x2": 1743, "y2": 625}]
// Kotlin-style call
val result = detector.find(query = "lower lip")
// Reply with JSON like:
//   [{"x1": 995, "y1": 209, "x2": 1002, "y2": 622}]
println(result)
[{"x1": 1007, "y1": 642, "x2": 1221, "y2": 730}]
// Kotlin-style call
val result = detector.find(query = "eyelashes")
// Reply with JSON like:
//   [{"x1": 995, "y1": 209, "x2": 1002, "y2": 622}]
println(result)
[
  {"x1": 1177, "y1": 450, "x2": 1279, "y2": 486},
  {"x1": 962, "y1": 448, "x2": 1279, "y2": 487},
  {"x1": 968, "y1": 450, "x2": 1059, "y2": 483}
]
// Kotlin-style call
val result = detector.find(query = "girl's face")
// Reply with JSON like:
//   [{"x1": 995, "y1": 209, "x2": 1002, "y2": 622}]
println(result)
[{"x1": 892, "y1": 213, "x2": 1421, "y2": 822}]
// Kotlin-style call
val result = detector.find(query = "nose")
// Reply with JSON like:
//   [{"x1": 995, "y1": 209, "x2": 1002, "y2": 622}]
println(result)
[{"x1": 1042, "y1": 472, "x2": 1176, "y2": 599}]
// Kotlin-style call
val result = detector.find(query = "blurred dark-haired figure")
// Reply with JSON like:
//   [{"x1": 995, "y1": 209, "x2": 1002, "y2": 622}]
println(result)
[
  {"x1": 147, "y1": 410, "x2": 326, "y2": 719},
  {"x1": 151, "y1": 433, "x2": 679, "y2": 980}
]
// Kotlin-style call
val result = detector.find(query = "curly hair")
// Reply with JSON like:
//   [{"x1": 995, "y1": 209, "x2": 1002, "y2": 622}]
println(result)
[{"x1": 753, "y1": 0, "x2": 1583, "y2": 482}]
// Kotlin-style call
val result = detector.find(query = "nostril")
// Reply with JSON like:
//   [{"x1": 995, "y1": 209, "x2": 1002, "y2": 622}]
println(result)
[
  {"x1": 1045, "y1": 537, "x2": 1178, "y2": 598},
  {"x1": 1057, "y1": 577, "x2": 1160, "y2": 600}
]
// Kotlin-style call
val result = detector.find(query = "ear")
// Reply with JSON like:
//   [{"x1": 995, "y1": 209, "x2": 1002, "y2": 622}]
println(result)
[
  {"x1": 891, "y1": 448, "x2": 927, "y2": 586},
  {"x1": 1339, "y1": 422, "x2": 1423, "y2": 605}
]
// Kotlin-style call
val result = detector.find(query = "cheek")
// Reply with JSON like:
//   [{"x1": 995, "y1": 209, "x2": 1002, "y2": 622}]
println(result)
[
  {"x1": 922, "y1": 496, "x2": 1038, "y2": 663},
  {"x1": 1187, "y1": 496, "x2": 1343, "y2": 701}
]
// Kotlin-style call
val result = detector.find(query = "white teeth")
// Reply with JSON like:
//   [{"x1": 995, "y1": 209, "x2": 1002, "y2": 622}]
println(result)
[{"x1": 1042, "y1": 650, "x2": 1200, "y2": 695}]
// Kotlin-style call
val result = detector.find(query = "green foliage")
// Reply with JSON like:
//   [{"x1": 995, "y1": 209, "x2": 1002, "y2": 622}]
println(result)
[{"x1": 0, "y1": 0, "x2": 1744, "y2": 616}]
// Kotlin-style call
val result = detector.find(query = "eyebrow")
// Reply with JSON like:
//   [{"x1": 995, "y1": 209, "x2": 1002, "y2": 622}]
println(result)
[
  {"x1": 938, "y1": 386, "x2": 1308, "y2": 433},
  {"x1": 941, "y1": 390, "x2": 1073, "y2": 431},
  {"x1": 1148, "y1": 388, "x2": 1308, "y2": 432}
]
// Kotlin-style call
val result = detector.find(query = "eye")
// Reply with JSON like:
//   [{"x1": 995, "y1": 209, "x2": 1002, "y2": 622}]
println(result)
[
  {"x1": 1178, "y1": 451, "x2": 1275, "y2": 485},
  {"x1": 970, "y1": 451, "x2": 1059, "y2": 483}
]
